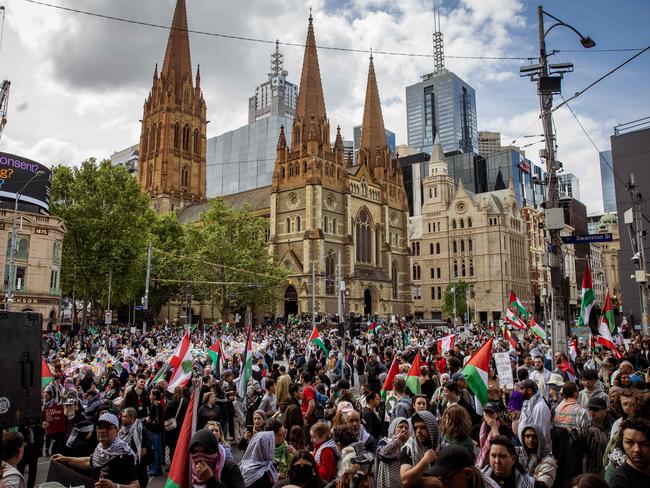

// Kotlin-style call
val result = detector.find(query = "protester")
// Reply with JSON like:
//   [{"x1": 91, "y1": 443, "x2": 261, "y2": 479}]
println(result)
[
  {"x1": 240, "y1": 431, "x2": 279, "y2": 488},
  {"x1": 272, "y1": 451, "x2": 324, "y2": 488},
  {"x1": 2, "y1": 432, "x2": 25, "y2": 488},
  {"x1": 515, "y1": 425, "x2": 557, "y2": 487},
  {"x1": 481, "y1": 435, "x2": 536, "y2": 488},
  {"x1": 189, "y1": 428, "x2": 245, "y2": 488},
  {"x1": 309, "y1": 423, "x2": 337, "y2": 483},
  {"x1": 608, "y1": 418, "x2": 650, "y2": 486}
]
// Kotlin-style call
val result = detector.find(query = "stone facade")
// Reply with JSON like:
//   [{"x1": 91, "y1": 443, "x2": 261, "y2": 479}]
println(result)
[
  {"x1": 522, "y1": 206, "x2": 550, "y2": 319},
  {"x1": 268, "y1": 18, "x2": 411, "y2": 317},
  {"x1": 598, "y1": 214, "x2": 621, "y2": 308},
  {"x1": 0, "y1": 209, "x2": 66, "y2": 328},
  {"x1": 137, "y1": 0, "x2": 207, "y2": 213},
  {"x1": 410, "y1": 145, "x2": 530, "y2": 322}
]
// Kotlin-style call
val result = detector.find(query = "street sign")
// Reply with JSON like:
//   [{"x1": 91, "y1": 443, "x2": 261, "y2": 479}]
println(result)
[
  {"x1": 104, "y1": 309, "x2": 112, "y2": 325},
  {"x1": 561, "y1": 233, "x2": 613, "y2": 245},
  {"x1": 134, "y1": 305, "x2": 144, "y2": 311}
]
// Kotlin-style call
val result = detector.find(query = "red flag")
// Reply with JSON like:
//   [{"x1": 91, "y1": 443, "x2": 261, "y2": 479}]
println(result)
[
  {"x1": 405, "y1": 351, "x2": 422, "y2": 394},
  {"x1": 163, "y1": 392, "x2": 196, "y2": 488},
  {"x1": 380, "y1": 357, "x2": 399, "y2": 399}
]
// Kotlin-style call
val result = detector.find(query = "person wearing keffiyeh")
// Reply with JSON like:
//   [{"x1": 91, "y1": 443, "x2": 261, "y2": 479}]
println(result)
[
  {"x1": 119, "y1": 407, "x2": 149, "y2": 488},
  {"x1": 189, "y1": 428, "x2": 245, "y2": 488},
  {"x1": 240, "y1": 431, "x2": 278, "y2": 488},
  {"x1": 375, "y1": 416, "x2": 411, "y2": 488}
]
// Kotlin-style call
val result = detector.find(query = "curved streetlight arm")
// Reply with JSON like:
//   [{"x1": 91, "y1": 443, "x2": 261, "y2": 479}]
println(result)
[{"x1": 544, "y1": 21, "x2": 587, "y2": 42}]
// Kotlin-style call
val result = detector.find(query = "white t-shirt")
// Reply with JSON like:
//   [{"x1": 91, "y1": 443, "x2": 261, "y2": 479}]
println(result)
[{"x1": 2, "y1": 462, "x2": 25, "y2": 488}]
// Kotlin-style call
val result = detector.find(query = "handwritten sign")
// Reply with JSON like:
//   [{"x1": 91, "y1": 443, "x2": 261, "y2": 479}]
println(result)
[
  {"x1": 493, "y1": 352, "x2": 514, "y2": 389},
  {"x1": 43, "y1": 405, "x2": 65, "y2": 435}
]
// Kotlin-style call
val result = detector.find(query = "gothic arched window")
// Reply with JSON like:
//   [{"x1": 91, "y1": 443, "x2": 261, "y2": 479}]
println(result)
[
  {"x1": 461, "y1": 240, "x2": 465, "y2": 253},
  {"x1": 375, "y1": 225, "x2": 381, "y2": 267},
  {"x1": 174, "y1": 123, "x2": 180, "y2": 149},
  {"x1": 468, "y1": 239, "x2": 473, "y2": 253},
  {"x1": 326, "y1": 252, "x2": 335, "y2": 295},
  {"x1": 156, "y1": 123, "x2": 162, "y2": 150},
  {"x1": 143, "y1": 128, "x2": 149, "y2": 154},
  {"x1": 296, "y1": 215, "x2": 301, "y2": 232},
  {"x1": 332, "y1": 218, "x2": 337, "y2": 234},
  {"x1": 470, "y1": 259, "x2": 474, "y2": 276},
  {"x1": 355, "y1": 209, "x2": 372, "y2": 264},
  {"x1": 392, "y1": 261, "x2": 398, "y2": 299},
  {"x1": 181, "y1": 166, "x2": 189, "y2": 187},
  {"x1": 193, "y1": 129, "x2": 200, "y2": 155},
  {"x1": 146, "y1": 163, "x2": 153, "y2": 189},
  {"x1": 452, "y1": 219, "x2": 457, "y2": 230},
  {"x1": 286, "y1": 218, "x2": 291, "y2": 233},
  {"x1": 436, "y1": 242, "x2": 440, "y2": 254},
  {"x1": 453, "y1": 241, "x2": 457, "y2": 254},
  {"x1": 468, "y1": 217, "x2": 472, "y2": 228},
  {"x1": 182, "y1": 124, "x2": 190, "y2": 151},
  {"x1": 460, "y1": 218, "x2": 465, "y2": 229}
]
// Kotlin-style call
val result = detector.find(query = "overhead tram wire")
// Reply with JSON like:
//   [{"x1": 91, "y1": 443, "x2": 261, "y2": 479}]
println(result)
[{"x1": 22, "y1": 0, "x2": 534, "y2": 61}]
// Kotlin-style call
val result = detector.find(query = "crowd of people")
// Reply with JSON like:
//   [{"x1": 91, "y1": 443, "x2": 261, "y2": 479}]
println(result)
[{"x1": 1, "y1": 316, "x2": 650, "y2": 488}]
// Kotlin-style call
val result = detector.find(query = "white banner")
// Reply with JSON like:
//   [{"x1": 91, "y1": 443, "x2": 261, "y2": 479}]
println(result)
[{"x1": 494, "y1": 352, "x2": 514, "y2": 389}]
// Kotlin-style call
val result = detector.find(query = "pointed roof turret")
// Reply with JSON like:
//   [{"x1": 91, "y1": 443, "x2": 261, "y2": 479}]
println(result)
[
  {"x1": 161, "y1": 0, "x2": 193, "y2": 92},
  {"x1": 334, "y1": 126, "x2": 344, "y2": 151},
  {"x1": 277, "y1": 125, "x2": 287, "y2": 150},
  {"x1": 359, "y1": 55, "x2": 388, "y2": 153},
  {"x1": 295, "y1": 15, "x2": 327, "y2": 122},
  {"x1": 153, "y1": 63, "x2": 159, "y2": 81},
  {"x1": 195, "y1": 64, "x2": 201, "y2": 89}
]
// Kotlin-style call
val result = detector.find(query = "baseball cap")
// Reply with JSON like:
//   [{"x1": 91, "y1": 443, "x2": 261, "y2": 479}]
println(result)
[
  {"x1": 547, "y1": 374, "x2": 565, "y2": 387},
  {"x1": 587, "y1": 397, "x2": 608, "y2": 411},
  {"x1": 483, "y1": 402, "x2": 500, "y2": 413},
  {"x1": 337, "y1": 401, "x2": 355, "y2": 414},
  {"x1": 425, "y1": 445, "x2": 475, "y2": 477},
  {"x1": 96, "y1": 412, "x2": 120, "y2": 428},
  {"x1": 451, "y1": 372, "x2": 465, "y2": 381}
]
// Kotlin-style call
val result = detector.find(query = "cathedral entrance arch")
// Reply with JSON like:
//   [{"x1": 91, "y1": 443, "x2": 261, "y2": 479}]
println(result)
[
  {"x1": 284, "y1": 286, "x2": 298, "y2": 317},
  {"x1": 363, "y1": 289, "x2": 373, "y2": 316}
]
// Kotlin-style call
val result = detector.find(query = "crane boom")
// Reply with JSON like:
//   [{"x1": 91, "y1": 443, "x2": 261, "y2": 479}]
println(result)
[{"x1": 0, "y1": 79, "x2": 10, "y2": 141}]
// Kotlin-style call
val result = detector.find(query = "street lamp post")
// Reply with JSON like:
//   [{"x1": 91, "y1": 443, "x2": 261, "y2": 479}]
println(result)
[
  {"x1": 5, "y1": 170, "x2": 46, "y2": 311},
  {"x1": 521, "y1": 6, "x2": 595, "y2": 356}
]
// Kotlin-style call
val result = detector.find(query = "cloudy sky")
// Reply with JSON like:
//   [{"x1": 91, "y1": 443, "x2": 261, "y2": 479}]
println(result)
[{"x1": 1, "y1": 0, "x2": 649, "y2": 214}]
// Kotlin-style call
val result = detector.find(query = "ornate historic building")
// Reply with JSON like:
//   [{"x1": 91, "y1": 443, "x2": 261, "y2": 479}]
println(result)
[
  {"x1": 268, "y1": 16, "x2": 411, "y2": 317},
  {"x1": 409, "y1": 145, "x2": 530, "y2": 322},
  {"x1": 522, "y1": 206, "x2": 550, "y2": 320},
  {"x1": 137, "y1": 0, "x2": 207, "y2": 213}
]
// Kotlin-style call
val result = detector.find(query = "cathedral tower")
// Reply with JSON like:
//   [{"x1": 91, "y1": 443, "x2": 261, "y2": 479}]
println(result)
[{"x1": 138, "y1": 0, "x2": 207, "y2": 213}]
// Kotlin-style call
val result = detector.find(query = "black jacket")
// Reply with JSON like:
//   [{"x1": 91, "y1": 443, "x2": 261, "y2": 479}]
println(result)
[{"x1": 205, "y1": 460, "x2": 245, "y2": 488}]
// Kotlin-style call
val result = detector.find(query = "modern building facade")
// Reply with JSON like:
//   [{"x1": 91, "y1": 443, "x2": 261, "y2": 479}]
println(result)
[
  {"x1": 409, "y1": 144, "x2": 530, "y2": 322},
  {"x1": 396, "y1": 151, "x2": 430, "y2": 217},
  {"x1": 137, "y1": 0, "x2": 207, "y2": 213},
  {"x1": 558, "y1": 173, "x2": 581, "y2": 202},
  {"x1": 0, "y1": 208, "x2": 66, "y2": 328},
  {"x1": 248, "y1": 41, "x2": 298, "y2": 124},
  {"x1": 406, "y1": 69, "x2": 478, "y2": 155},
  {"x1": 206, "y1": 44, "x2": 297, "y2": 198},
  {"x1": 478, "y1": 131, "x2": 501, "y2": 156},
  {"x1": 612, "y1": 123, "x2": 650, "y2": 325},
  {"x1": 110, "y1": 144, "x2": 139, "y2": 175},
  {"x1": 599, "y1": 150, "x2": 616, "y2": 213},
  {"x1": 485, "y1": 150, "x2": 534, "y2": 208}
]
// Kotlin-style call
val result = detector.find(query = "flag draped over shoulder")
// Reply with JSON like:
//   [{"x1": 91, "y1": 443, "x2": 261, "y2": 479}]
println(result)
[
  {"x1": 237, "y1": 325, "x2": 253, "y2": 400},
  {"x1": 309, "y1": 326, "x2": 328, "y2": 355},
  {"x1": 461, "y1": 337, "x2": 493, "y2": 405},
  {"x1": 509, "y1": 291, "x2": 529, "y2": 318},
  {"x1": 577, "y1": 259, "x2": 595, "y2": 327},
  {"x1": 405, "y1": 351, "x2": 422, "y2": 395}
]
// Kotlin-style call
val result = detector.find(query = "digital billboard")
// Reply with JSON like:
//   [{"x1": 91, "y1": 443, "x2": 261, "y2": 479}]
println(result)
[{"x1": 0, "y1": 151, "x2": 52, "y2": 214}]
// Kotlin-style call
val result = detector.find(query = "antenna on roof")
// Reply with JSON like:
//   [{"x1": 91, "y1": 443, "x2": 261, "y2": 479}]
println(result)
[
  {"x1": 270, "y1": 39, "x2": 284, "y2": 78},
  {"x1": 433, "y1": 0, "x2": 444, "y2": 72}
]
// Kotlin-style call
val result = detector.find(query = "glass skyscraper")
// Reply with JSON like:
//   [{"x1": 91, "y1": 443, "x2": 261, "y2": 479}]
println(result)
[
  {"x1": 405, "y1": 69, "x2": 478, "y2": 155},
  {"x1": 353, "y1": 125, "x2": 396, "y2": 163},
  {"x1": 484, "y1": 150, "x2": 534, "y2": 208},
  {"x1": 599, "y1": 150, "x2": 616, "y2": 213},
  {"x1": 206, "y1": 44, "x2": 297, "y2": 198},
  {"x1": 558, "y1": 173, "x2": 581, "y2": 202}
]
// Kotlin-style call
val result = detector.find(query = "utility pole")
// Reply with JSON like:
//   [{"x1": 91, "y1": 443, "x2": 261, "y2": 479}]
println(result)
[
  {"x1": 626, "y1": 174, "x2": 650, "y2": 335},
  {"x1": 144, "y1": 241, "x2": 152, "y2": 310},
  {"x1": 311, "y1": 262, "x2": 316, "y2": 331},
  {"x1": 337, "y1": 250, "x2": 346, "y2": 380},
  {"x1": 452, "y1": 271, "x2": 457, "y2": 327},
  {"x1": 107, "y1": 268, "x2": 113, "y2": 311}
]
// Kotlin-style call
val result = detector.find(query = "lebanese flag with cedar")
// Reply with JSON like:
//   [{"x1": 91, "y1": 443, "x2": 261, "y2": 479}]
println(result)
[
  {"x1": 167, "y1": 331, "x2": 193, "y2": 392},
  {"x1": 437, "y1": 335, "x2": 455, "y2": 355},
  {"x1": 505, "y1": 307, "x2": 527, "y2": 330},
  {"x1": 598, "y1": 315, "x2": 622, "y2": 359}
]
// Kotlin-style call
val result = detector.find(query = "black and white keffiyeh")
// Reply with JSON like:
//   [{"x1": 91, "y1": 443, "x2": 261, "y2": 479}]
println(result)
[{"x1": 92, "y1": 437, "x2": 136, "y2": 468}]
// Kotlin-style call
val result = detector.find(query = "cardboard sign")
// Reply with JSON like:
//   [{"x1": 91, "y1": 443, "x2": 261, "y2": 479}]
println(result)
[
  {"x1": 494, "y1": 352, "x2": 514, "y2": 389},
  {"x1": 43, "y1": 405, "x2": 65, "y2": 435}
]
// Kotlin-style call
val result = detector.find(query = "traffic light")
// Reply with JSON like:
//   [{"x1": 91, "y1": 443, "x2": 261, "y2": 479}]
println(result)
[{"x1": 350, "y1": 316, "x2": 362, "y2": 337}]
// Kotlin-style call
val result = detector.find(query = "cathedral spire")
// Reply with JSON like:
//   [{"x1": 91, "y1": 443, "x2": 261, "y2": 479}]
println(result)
[
  {"x1": 295, "y1": 14, "x2": 327, "y2": 122},
  {"x1": 161, "y1": 0, "x2": 193, "y2": 91},
  {"x1": 359, "y1": 55, "x2": 387, "y2": 154}
]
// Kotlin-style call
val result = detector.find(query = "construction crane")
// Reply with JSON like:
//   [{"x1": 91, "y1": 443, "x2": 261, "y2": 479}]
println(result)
[{"x1": 0, "y1": 79, "x2": 9, "y2": 141}]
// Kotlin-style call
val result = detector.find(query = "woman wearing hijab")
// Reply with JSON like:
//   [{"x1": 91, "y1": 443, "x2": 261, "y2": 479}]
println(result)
[
  {"x1": 189, "y1": 428, "x2": 244, "y2": 488},
  {"x1": 240, "y1": 431, "x2": 279, "y2": 488},
  {"x1": 376, "y1": 416, "x2": 411, "y2": 488},
  {"x1": 272, "y1": 451, "x2": 324, "y2": 488},
  {"x1": 515, "y1": 425, "x2": 557, "y2": 488}
]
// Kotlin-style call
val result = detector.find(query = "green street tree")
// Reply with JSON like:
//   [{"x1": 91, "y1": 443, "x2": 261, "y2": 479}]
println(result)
[
  {"x1": 50, "y1": 159, "x2": 153, "y2": 325},
  {"x1": 185, "y1": 198, "x2": 286, "y2": 320},
  {"x1": 442, "y1": 280, "x2": 468, "y2": 321}
]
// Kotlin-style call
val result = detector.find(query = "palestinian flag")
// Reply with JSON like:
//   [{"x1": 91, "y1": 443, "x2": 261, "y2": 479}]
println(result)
[
  {"x1": 505, "y1": 307, "x2": 526, "y2": 330},
  {"x1": 530, "y1": 318, "x2": 546, "y2": 340},
  {"x1": 509, "y1": 291, "x2": 529, "y2": 318},
  {"x1": 577, "y1": 259, "x2": 595, "y2": 327},
  {"x1": 598, "y1": 314, "x2": 622, "y2": 359},
  {"x1": 42, "y1": 358, "x2": 53, "y2": 387},
  {"x1": 461, "y1": 337, "x2": 494, "y2": 405},
  {"x1": 237, "y1": 325, "x2": 253, "y2": 401},
  {"x1": 381, "y1": 357, "x2": 400, "y2": 399},
  {"x1": 405, "y1": 351, "x2": 422, "y2": 395},
  {"x1": 207, "y1": 340, "x2": 222, "y2": 377},
  {"x1": 368, "y1": 322, "x2": 376, "y2": 338},
  {"x1": 437, "y1": 335, "x2": 455, "y2": 355},
  {"x1": 503, "y1": 327, "x2": 518, "y2": 349},
  {"x1": 309, "y1": 325, "x2": 328, "y2": 355},
  {"x1": 56, "y1": 324, "x2": 62, "y2": 342},
  {"x1": 167, "y1": 332, "x2": 194, "y2": 392},
  {"x1": 399, "y1": 321, "x2": 410, "y2": 347},
  {"x1": 375, "y1": 321, "x2": 383, "y2": 334},
  {"x1": 601, "y1": 290, "x2": 616, "y2": 334},
  {"x1": 163, "y1": 391, "x2": 196, "y2": 488}
]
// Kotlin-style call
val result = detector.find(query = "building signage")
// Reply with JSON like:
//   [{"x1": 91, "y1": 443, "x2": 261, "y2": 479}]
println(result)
[
  {"x1": 0, "y1": 151, "x2": 52, "y2": 214},
  {"x1": 34, "y1": 227, "x2": 48, "y2": 235},
  {"x1": 518, "y1": 160, "x2": 531, "y2": 173},
  {"x1": 561, "y1": 233, "x2": 613, "y2": 244},
  {"x1": 14, "y1": 297, "x2": 39, "y2": 304}
]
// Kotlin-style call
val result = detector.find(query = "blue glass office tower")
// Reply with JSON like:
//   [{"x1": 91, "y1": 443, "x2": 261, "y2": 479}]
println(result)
[
  {"x1": 484, "y1": 150, "x2": 534, "y2": 208},
  {"x1": 600, "y1": 150, "x2": 616, "y2": 213},
  {"x1": 406, "y1": 69, "x2": 478, "y2": 155},
  {"x1": 353, "y1": 125, "x2": 396, "y2": 163}
]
